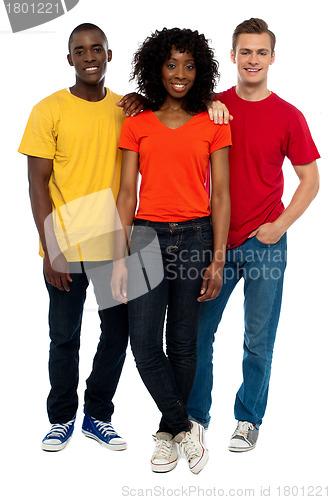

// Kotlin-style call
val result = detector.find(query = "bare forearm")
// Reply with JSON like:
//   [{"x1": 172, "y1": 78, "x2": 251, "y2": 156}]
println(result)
[
  {"x1": 197, "y1": 189, "x2": 230, "y2": 303},
  {"x1": 28, "y1": 180, "x2": 53, "y2": 256},
  {"x1": 250, "y1": 162, "x2": 320, "y2": 244},
  {"x1": 210, "y1": 147, "x2": 231, "y2": 265},
  {"x1": 114, "y1": 191, "x2": 137, "y2": 261},
  {"x1": 27, "y1": 156, "x2": 60, "y2": 259},
  {"x1": 275, "y1": 174, "x2": 319, "y2": 235},
  {"x1": 211, "y1": 193, "x2": 231, "y2": 265}
]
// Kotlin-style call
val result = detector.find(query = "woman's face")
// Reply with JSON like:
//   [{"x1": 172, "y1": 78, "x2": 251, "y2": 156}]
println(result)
[{"x1": 161, "y1": 47, "x2": 196, "y2": 100}]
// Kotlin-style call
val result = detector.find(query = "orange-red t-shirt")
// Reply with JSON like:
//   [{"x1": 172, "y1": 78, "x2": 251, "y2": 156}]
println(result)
[{"x1": 118, "y1": 110, "x2": 231, "y2": 222}]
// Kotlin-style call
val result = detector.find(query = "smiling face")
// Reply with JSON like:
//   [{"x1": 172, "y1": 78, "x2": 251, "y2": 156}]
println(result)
[
  {"x1": 161, "y1": 47, "x2": 196, "y2": 102},
  {"x1": 231, "y1": 33, "x2": 275, "y2": 89},
  {"x1": 67, "y1": 29, "x2": 112, "y2": 88}
]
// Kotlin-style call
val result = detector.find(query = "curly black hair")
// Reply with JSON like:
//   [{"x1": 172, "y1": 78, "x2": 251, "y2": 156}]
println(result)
[{"x1": 131, "y1": 27, "x2": 219, "y2": 114}]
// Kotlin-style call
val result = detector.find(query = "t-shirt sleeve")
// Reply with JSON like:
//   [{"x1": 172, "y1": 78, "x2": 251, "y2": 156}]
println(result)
[
  {"x1": 110, "y1": 91, "x2": 123, "y2": 103},
  {"x1": 285, "y1": 109, "x2": 320, "y2": 166},
  {"x1": 211, "y1": 91, "x2": 225, "y2": 102},
  {"x1": 210, "y1": 121, "x2": 232, "y2": 154},
  {"x1": 18, "y1": 103, "x2": 57, "y2": 159},
  {"x1": 118, "y1": 117, "x2": 140, "y2": 153}
]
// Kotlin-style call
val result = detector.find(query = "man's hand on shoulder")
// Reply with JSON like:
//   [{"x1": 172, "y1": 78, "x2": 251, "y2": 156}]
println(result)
[
  {"x1": 207, "y1": 100, "x2": 233, "y2": 125},
  {"x1": 117, "y1": 93, "x2": 147, "y2": 117}
]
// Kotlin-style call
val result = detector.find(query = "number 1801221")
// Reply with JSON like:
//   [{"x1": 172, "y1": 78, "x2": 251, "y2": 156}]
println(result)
[{"x1": 5, "y1": 3, "x2": 61, "y2": 14}]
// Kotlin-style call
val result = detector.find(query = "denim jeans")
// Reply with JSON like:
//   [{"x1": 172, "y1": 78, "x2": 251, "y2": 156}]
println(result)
[
  {"x1": 45, "y1": 261, "x2": 129, "y2": 424},
  {"x1": 187, "y1": 233, "x2": 287, "y2": 428},
  {"x1": 128, "y1": 217, "x2": 213, "y2": 436}
]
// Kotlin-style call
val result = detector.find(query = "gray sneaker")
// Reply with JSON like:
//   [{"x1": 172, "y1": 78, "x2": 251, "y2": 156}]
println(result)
[{"x1": 228, "y1": 421, "x2": 259, "y2": 452}]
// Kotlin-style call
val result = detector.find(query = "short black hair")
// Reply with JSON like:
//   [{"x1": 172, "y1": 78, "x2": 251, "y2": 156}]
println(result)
[
  {"x1": 131, "y1": 27, "x2": 219, "y2": 114},
  {"x1": 68, "y1": 23, "x2": 108, "y2": 53}
]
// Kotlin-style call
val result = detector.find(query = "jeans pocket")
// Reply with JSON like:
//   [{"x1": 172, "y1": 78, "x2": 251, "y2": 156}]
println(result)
[
  {"x1": 130, "y1": 226, "x2": 147, "y2": 245},
  {"x1": 197, "y1": 223, "x2": 213, "y2": 246},
  {"x1": 254, "y1": 235, "x2": 281, "y2": 248}
]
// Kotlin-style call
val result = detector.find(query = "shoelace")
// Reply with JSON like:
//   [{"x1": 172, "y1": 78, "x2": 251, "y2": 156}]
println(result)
[
  {"x1": 45, "y1": 419, "x2": 75, "y2": 439},
  {"x1": 180, "y1": 433, "x2": 200, "y2": 461},
  {"x1": 154, "y1": 439, "x2": 174, "y2": 459},
  {"x1": 235, "y1": 421, "x2": 254, "y2": 437},
  {"x1": 92, "y1": 418, "x2": 118, "y2": 437}
]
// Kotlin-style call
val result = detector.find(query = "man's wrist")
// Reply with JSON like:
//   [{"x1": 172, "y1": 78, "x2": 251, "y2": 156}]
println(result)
[{"x1": 273, "y1": 217, "x2": 288, "y2": 237}]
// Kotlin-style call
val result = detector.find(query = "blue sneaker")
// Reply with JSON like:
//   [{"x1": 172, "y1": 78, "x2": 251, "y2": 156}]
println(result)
[
  {"x1": 41, "y1": 418, "x2": 75, "y2": 451},
  {"x1": 82, "y1": 414, "x2": 127, "y2": 451}
]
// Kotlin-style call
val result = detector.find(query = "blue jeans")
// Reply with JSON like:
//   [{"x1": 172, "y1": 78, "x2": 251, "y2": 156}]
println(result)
[
  {"x1": 128, "y1": 217, "x2": 213, "y2": 436},
  {"x1": 187, "y1": 234, "x2": 287, "y2": 428},
  {"x1": 45, "y1": 261, "x2": 129, "y2": 424}
]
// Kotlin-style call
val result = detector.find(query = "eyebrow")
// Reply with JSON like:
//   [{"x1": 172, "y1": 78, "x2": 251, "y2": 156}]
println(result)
[
  {"x1": 73, "y1": 43, "x2": 104, "y2": 51},
  {"x1": 168, "y1": 57, "x2": 195, "y2": 62},
  {"x1": 239, "y1": 47, "x2": 270, "y2": 52}
]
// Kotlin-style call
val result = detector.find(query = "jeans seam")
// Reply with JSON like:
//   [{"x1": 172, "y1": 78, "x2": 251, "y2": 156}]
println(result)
[
  {"x1": 200, "y1": 299, "x2": 226, "y2": 418},
  {"x1": 249, "y1": 239, "x2": 286, "y2": 420},
  {"x1": 169, "y1": 230, "x2": 183, "y2": 251},
  {"x1": 251, "y1": 284, "x2": 279, "y2": 420}
]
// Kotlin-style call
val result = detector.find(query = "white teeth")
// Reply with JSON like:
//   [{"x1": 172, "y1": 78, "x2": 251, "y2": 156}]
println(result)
[
  {"x1": 246, "y1": 69, "x2": 260, "y2": 72},
  {"x1": 85, "y1": 67, "x2": 98, "y2": 71}
]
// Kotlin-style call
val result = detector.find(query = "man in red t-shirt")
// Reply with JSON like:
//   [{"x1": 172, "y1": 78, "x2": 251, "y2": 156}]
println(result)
[{"x1": 187, "y1": 18, "x2": 320, "y2": 452}]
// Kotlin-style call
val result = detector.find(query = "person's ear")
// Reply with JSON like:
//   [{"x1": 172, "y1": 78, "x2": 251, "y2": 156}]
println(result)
[
  {"x1": 270, "y1": 51, "x2": 275, "y2": 66},
  {"x1": 108, "y1": 49, "x2": 112, "y2": 63},
  {"x1": 230, "y1": 49, "x2": 236, "y2": 64},
  {"x1": 67, "y1": 53, "x2": 74, "y2": 66}
]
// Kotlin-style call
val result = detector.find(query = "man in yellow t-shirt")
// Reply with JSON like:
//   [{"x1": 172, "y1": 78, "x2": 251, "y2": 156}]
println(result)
[{"x1": 18, "y1": 23, "x2": 142, "y2": 452}]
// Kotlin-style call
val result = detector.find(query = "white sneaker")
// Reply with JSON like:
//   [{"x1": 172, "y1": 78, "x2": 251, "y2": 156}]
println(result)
[
  {"x1": 175, "y1": 420, "x2": 209, "y2": 474},
  {"x1": 151, "y1": 432, "x2": 178, "y2": 473},
  {"x1": 229, "y1": 421, "x2": 259, "y2": 452}
]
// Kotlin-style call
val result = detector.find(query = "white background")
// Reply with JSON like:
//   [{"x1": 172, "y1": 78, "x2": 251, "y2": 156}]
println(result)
[{"x1": 0, "y1": 0, "x2": 330, "y2": 498}]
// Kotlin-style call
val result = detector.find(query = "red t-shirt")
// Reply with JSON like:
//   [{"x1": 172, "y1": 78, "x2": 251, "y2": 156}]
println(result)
[
  {"x1": 119, "y1": 110, "x2": 232, "y2": 222},
  {"x1": 214, "y1": 87, "x2": 320, "y2": 248}
]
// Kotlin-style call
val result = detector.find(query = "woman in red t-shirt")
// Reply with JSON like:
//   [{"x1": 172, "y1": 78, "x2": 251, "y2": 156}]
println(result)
[{"x1": 111, "y1": 28, "x2": 231, "y2": 474}]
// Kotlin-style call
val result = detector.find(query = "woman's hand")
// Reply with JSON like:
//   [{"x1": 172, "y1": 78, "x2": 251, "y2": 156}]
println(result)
[
  {"x1": 197, "y1": 259, "x2": 224, "y2": 302},
  {"x1": 111, "y1": 260, "x2": 128, "y2": 304}
]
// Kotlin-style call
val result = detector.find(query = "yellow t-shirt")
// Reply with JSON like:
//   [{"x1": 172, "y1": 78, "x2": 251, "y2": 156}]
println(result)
[{"x1": 19, "y1": 88, "x2": 125, "y2": 261}]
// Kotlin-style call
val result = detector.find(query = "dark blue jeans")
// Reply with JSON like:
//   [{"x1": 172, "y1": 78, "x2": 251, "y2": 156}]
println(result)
[
  {"x1": 187, "y1": 234, "x2": 287, "y2": 428},
  {"x1": 45, "y1": 261, "x2": 129, "y2": 424},
  {"x1": 128, "y1": 217, "x2": 213, "y2": 436}
]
